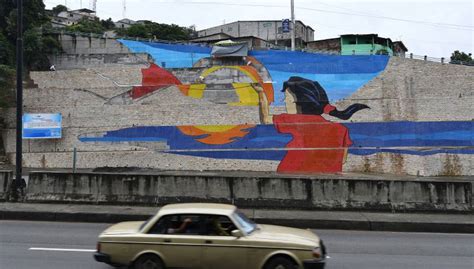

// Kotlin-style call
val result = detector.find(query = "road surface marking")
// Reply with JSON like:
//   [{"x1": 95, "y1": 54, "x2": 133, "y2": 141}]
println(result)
[{"x1": 29, "y1": 247, "x2": 95, "y2": 253}]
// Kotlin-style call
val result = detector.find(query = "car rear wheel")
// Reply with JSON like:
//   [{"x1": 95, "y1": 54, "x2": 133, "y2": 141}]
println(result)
[
  {"x1": 264, "y1": 256, "x2": 297, "y2": 269},
  {"x1": 133, "y1": 254, "x2": 165, "y2": 269}
]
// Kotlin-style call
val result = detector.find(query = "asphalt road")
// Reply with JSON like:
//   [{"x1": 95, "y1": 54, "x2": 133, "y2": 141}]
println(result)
[{"x1": 1, "y1": 221, "x2": 473, "y2": 269}]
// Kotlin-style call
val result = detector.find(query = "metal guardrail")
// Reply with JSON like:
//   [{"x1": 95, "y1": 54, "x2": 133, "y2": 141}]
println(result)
[{"x1": 395, "y1": 53, "x2": 474, "y2": 66}]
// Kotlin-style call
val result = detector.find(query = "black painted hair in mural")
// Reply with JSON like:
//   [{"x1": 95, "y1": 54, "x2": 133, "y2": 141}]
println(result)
[{"x1": 282, "y1": 76, "x2": 370, "y2": 120}]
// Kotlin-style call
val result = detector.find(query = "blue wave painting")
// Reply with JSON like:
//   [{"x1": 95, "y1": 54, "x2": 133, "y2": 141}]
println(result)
[{"x1": 79, "y1": 121, "x2": 473, "y2": 160}]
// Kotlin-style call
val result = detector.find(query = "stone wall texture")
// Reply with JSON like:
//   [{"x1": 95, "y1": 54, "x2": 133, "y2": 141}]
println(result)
[{"x1": 1, "y1": 38, "x2": 473, "y2": 176}]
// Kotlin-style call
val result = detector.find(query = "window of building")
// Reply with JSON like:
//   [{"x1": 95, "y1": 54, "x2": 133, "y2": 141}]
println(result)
[
  {"x1": 343, "y1": 36, "x2": 357, "y2": 45},
  {"x1": 358, "y1": 36, "x2": 373, "y2": 44}
]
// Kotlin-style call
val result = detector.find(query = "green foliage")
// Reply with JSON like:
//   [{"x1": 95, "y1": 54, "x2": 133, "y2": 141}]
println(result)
[
  {"x1": 24, "y1": 29, "x2": 61, "y2": 70},
  {"x1": 1, "y1": 0, "x2": 49, "y2": 41},
  {"x1": 0, "y1": 65, "x2": 15, "y2": 109},
  {"x1": 101, "y1": 18, "x2": 115, "y2": 30},
  {"x1": 0, "y1": 32, "x2": 14, "y2": 66},
  {"x1": 118, "y1": 21, "x2": 195, "y2": 41},
  {"x1": 450, "y1": 50, "x2": 473, "y2": 64},
  {"x1": 52, "y1": 4, "x2": 68, "y2": 16},
  {"x1": 65, "y1": 17, "x2": 106, "y2": 34},
  {"x1": 0, "y1": 0, "x2": 53, "y2": 71}
]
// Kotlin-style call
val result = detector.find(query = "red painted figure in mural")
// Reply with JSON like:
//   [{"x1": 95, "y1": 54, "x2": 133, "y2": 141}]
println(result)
[{"x1": 255, "y1": 77, "x2": 369, "y2": 173}]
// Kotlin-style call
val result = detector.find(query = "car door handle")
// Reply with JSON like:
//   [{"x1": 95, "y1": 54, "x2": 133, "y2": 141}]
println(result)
[
  {"x1": 205, "y1": 240, "x2": 213, "y2": 244},
  {"x1": 164, "y1": 239, "x2": 172, "y2": 243}
]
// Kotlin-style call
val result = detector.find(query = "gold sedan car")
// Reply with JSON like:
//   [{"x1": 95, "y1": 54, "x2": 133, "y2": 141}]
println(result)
[{"x1": 94, "y1": 203, "x2": 327, "y2": 269}]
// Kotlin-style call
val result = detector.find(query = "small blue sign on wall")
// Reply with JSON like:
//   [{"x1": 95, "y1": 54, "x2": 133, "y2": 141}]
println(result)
[
  {"x1": 23, "y1": 114, "x2": 62, "y2": 139},
  {"x1": 282, "y1": 19, "x2": 290, "y2": 33}
]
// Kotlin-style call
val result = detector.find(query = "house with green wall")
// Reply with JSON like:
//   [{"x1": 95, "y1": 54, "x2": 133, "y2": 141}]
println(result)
[{"x1": 307, "y1": 34, "x2": 407, "y2": 56}]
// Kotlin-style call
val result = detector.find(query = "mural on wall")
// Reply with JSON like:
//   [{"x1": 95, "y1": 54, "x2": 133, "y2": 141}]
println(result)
[
  {"x1": 79, "y1": 121, "x2": 473, "y2": 173},
  {"x1": 118, "y1": 40, "x2": 390, "y2": 105},
  {"x1": 78, "y1": 41, "x2": 473, "y2": 174},
  {"x1": 254, "y1": 76, "x2": 369, "y2": 173},
  {"x1": 107, "y1": 62, "x2": 274, "y2": 106}
]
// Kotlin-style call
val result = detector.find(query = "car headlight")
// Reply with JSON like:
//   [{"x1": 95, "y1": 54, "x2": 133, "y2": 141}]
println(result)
[{"x1": 312, "y1": 247, "x2": 322, "y2": 259}]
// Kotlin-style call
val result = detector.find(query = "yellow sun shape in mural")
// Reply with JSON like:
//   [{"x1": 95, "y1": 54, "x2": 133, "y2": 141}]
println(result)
[{"x1": 184, "y1": 65, "x2": 274, "y2": 106}]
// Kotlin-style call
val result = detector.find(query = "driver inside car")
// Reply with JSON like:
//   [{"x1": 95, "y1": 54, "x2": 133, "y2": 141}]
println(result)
[{"x1": 210, "y1": 216, "x2": 230, "y2": 236}]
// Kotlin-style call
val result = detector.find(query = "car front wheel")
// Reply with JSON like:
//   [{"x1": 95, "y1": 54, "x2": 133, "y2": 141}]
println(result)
[
  {"x1": 264, "y1": 256, "x2": 297, "y2": 269},
  {"x1": 133, "y1": 254, "x2": 165, "y2": 269}
]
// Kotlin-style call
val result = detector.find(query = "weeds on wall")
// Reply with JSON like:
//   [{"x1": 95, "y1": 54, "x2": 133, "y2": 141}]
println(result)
[{"x1": 0, "y1": 65, "x2": 15, "y2": 112}]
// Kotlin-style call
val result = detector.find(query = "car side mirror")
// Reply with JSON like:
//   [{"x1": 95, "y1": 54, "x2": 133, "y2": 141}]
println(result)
[{"x1": 231, "y1": 229, "x2": 244, "y2": 238}]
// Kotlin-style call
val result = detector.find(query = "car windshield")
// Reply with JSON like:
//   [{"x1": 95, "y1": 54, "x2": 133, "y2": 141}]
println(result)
[{"x1": 233, "y1": 211, "x2": 257, "y2": 234}]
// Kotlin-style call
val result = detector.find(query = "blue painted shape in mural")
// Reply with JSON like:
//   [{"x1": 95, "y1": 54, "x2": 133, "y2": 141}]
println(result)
[
  {"x1": 79, "y1": 121, "x2": 473, "y2": 160},
  {"x1": 269, "y1": 70, "x2": 384, "y2": 104},
  {"x1": 170, "y1": 150, "x2": 288, "y2": 161},
  {"x1": 79, "y1": 125, "x2": 292, "y2": 151},
  {"x1": 249, "y1": 50, "x2": 389, "y2": 74},
  {"x1": 347, "y1": 121, "x2": 473, "y2": 147},
  {"x1": 117, "y1": 40, "x2": 389, "y2": 104},
  {"x1": 118, "y1": 40, "x2": 210, "y2": 68}
]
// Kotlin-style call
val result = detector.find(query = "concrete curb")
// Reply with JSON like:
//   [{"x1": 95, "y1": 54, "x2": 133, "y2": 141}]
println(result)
[{"x1": 1, "y1": 203, "x2": 473, "y2": 234}]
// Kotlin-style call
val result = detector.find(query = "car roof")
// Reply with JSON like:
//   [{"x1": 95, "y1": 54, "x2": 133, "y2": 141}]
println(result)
[{"x1": 158, "y1": 203, "x2": 237, "y2": 216}]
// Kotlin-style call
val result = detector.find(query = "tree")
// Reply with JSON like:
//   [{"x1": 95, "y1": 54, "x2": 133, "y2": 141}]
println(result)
[
  {"x1": 0, "y1": 32, "x2": 14, "y2": 66},
  {"x1": 0, "y1": 65, "x2": 15, "y2": 109},
  {"x1": 65, "y1": 17, "x2": 106, "y2": 34},
  {"x1": 1, "y1": 0, "x2": 49, "y2": 42},
  {"x1": 101, "y1": 18, "x2": 115, "y2": 30},
  {"x1": 117, "y1": 21, "x2": 193, "y2": 41},
  {"x1": 450, "y1": 50, "x2": 473, "y2": 64},
  {"x1": 124, "y1": 24, "x2": 150, "y2": 38},
  {"x1": 0, "y1": 0, "x2": 60, "y2": 70},
  {"x1": 24, "y1": 29, "x2": 61, "y2": 70},
  {"x1": 52, "y1": 4, "x2": 68, "y2": 16}
]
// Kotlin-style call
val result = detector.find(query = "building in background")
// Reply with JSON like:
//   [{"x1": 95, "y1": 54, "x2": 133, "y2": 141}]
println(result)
[
  {"x1": 393, "y1": 41, "x2": 408, "y2": 57},
  {"x1": 307, "y1": 34, "x2": 408, "y2": 56},
  {"x1": 197, "y1": 20, "x2": 315, "y2": 48},
  {"x1": 115, "y1": 18, "x2": 137, "y2": 29},
  {"x1": 190, "y1": 33, "x2": 277, "y2": 49},
  {"x1": 51, "y1": 8, "x2": 97, "y2": 28}
]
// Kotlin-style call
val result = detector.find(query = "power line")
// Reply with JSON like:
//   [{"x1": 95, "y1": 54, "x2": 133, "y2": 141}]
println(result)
[{"x1": 163, "y1": 1, "x2": 473, "y2": 31}]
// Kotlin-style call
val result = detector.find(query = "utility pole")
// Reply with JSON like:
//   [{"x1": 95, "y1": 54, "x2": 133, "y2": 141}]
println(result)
[
  {"x1": 13, "y1": 0, "x2": 24, "y2": 201},
  {"x1": 92, "y1": 0, "x2": 97, "y2": 12},
  {"x1": 290, "y1": 0, "x2": 296, "y2": 51},
  {"x1": 122, "y1": 0, "x2": 126, "y2": 18}
]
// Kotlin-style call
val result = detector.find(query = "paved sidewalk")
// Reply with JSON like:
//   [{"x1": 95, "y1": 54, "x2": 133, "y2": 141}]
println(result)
[{"x1": 1, "y1": 203, "x2": 472, "y2": 234}]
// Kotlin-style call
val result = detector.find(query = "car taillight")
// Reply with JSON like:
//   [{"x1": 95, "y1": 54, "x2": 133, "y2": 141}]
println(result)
[
  {"x1": 312, "y1": 247, "x2": 322, "y2": 258},
  {"x1": 96, "y1": 242, "x2": 101, "y2": 252}
]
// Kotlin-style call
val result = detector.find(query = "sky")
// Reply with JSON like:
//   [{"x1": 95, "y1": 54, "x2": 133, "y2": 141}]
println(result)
[{"x1": 44, "y1": 0, "x2": 473, "y2": 58}]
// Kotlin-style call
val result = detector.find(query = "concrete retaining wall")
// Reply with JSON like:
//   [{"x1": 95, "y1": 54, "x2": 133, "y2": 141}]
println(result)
[
  {"x1": 57, "y1": 34, "x2": 130, "y2": 55},
  {"x1": 48, "y1": 34, "x2": 151, "y2": 70},
  {"x1": 26, "y1": 172, "x2": 473, "y2": 213},
  {"x1": 2, "y1": 52, "x2": 473, "y2": 176},
  {"x1": 0, "y1": 170, "x2": 12, "y2": 201},
  {"x1": 49, "y1": 53, "x2": 151, "y2": 70}
]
